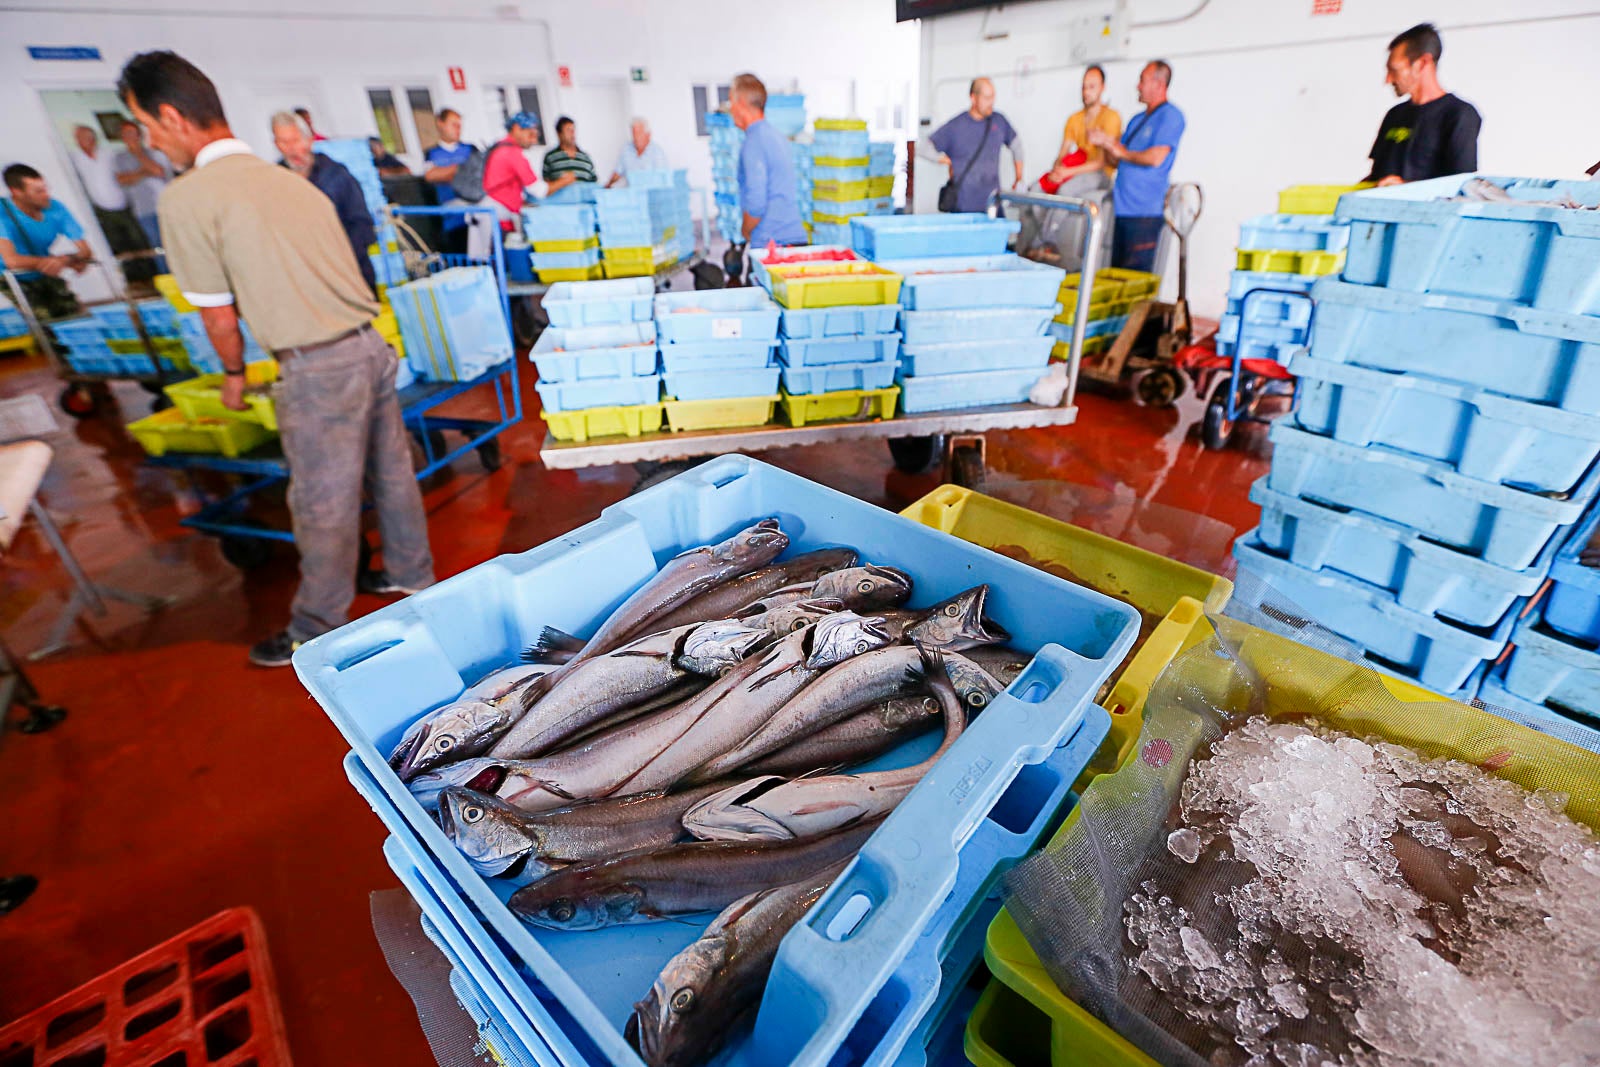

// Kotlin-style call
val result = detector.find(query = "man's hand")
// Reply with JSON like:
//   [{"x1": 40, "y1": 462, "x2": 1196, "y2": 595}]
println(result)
[
  {"x1": 1087, "y1": 129, "x2": 1112, "y2": 150},
  {"x1": 937, "y1": 154, "x2": 951, "y2": 167},
  {"x1": 1376, "y1": 175, "x2": 1404, "y2": 187},
  {"x1": 37, "y1": 256, "x2": 69, "y2": 278},
  {"x1": 220, "y1": 373, "x2": 250, "y2": 412},
  {"x1": 1048, "y1": 164, "x2": 1070, "y2": 183}
]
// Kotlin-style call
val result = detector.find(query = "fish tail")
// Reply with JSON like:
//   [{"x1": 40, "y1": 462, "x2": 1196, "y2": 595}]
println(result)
[{"x1": 521, "y1": 627, "x2": 585, "y2": 664}]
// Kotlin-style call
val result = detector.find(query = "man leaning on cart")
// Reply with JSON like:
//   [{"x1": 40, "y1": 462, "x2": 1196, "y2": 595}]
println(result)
[
  {"x1": 118, "y1": 49, "x2": 435, "y2": 668},
  {"x1": 0, "y1": 164, "x2": 92, "y2": 321}
]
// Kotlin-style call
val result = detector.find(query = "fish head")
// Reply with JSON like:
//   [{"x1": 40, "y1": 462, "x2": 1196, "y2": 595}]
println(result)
[
  {"x1": 407, "y1": 758, "x2": 513, "y2": 811},
  {"x1": 943, "y1": 653, "x2": 1008, "y2": 712},
  {"x1": 881, "y1": 693, "x2": 943, "y2": 728},
  {"x1": 793, "y1": 546, "x2": 859, "y2": 581},
  {"x1": 511, "y1": 873, "x2": 650, "y2": 931},
  {"x1": 751, "y1": 597, "x2": 844, "y2": 637},
  {"x1": 677, "y1": 619, "x2": 771, "y2": 675},
  {"x1": 437, "y1": 786, "x2": 538, "y2": 877},
  {"x1": 805, "y1": 610, "x2": 893, "y2": 669},
  {"x1": 395, "y1": 700, "x2": 515, "y2": 781},
  {"x1": 713, "y1": 518, "x2": 788, "y2": 567},
  {"x1": 627, "y1": 933, "x2": 731, "y2": 1067},
  {"x1": 906, "y1": 586, "x2": 1010, "y2": 651},
  {"x1": 814, "y1": 565, "x2": 914, "y2": 611}
]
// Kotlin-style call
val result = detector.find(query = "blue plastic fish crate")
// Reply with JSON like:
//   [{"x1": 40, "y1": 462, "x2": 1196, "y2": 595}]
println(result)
[
  {"x1": 522, "y1": 205, "x2": 598, "y2": 244},
  {"x1": 1236, "y1": 213, "x2": 1351, "y2": 253},
  {"x1": 598, "y1": 223, "x2": 653, "y2": 248},
  {"x1": 881, "y1": 256, "x2": 1066, "y2": 310},
  {"x1": 780, "y1": 304, "x2": 901, "y2": 340},
  {"x1": 897, "y1": 337, "x2": 1053, "y2": 378},
  {"x1": 1336, "y1": 174, "x2": 1600, "y2": 317},
  {"x1": 535, "y1": 372, "x2": 660, "y2": 413},
  {"x1": 1217, "y1": 313, "x2": 1308, "y2": 349},
  {"x1": 812, "y1": 129, "x2": 871, "y2": 158},
  {"x1": 1544, "y1": 508, "x2": 1600, "y2": 645},
  {"x1": 0, "y1": 305, "x2": 26, "y2": 338},
  {"x1": 898, "y1": 366, "x2": 1045, "y2": 414},
  {"x1": 1478, "y1": 663, "x2": 1600, "y2": 747},
  {"x1": 595, "y1": 188, "x2": 650, "y2": 213},
  {"x1": 1213, "y1": 335, "x2": 1303, "y2": 367},
  {"x1": 1502, "y1": 607, "x2": 1600, "y2": 720},
  {"x1": 850, "y1": 215, "x2": 1020, "y2": 260},
  {"x1": 530, "y1": 323, "x2": 659, "y2": 383},
  {"x1": 1227, "y1": 269, "x2": 1318, "y2": 303},
  {"x1": 654, "y1": 288, "x2": 781, "y2": 343},
  {"x1": 543, "y1": 184, "x2": 598, "y2": 205},
  {"x1": 297, "y1": 455, "x2": 1131, "y2": 1067},
  {"x1": 1308, "y1": 279, "x2": 1600, "y2": 413},
  {"x1": 663, "y1": 365, "x2": 781, "y2": 401},
  {"x1": 780, "y1": 359, "x2": 898, "y2": 394},
  {"x1": 543, "y1": 278, "x2": 654, "y2": 328},
  {"x1": 658, "y1": 342, "x2": 776, "y2": 374},
  {"x1": 810, "y1": 222, "x2": 852, "y2": 247},
  {"x1": 1233, "y1": 537, "x2": 1514, "y2": 695},
  {"x1": 1250, "y1": 479, "x2": 1558, "y2": 629},
  {"x1": 533, "y1": 248, "x2": 602, "y2": 271},
  {"x1": 779, "y1": 333, "x2": 900, "y2": 368},
  {"x1": 1289, "y1": 353, "x2": 1600, "y2": 495},
  {"x1": 1267, "y1": 422, "x2": 1600, "y2": 571},
  {"x1": 391, "y1": 266, "x2": 513, "y2": 382},
  {"x1": 815, "y1": 164, "x2": 871, "y2": 184},
  {"x1": 897, "y1": 307, "x2": 1057, "y2": 346}
]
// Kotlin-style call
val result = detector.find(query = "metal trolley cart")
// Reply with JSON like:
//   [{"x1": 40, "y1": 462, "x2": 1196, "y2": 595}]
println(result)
[
  {"x1": 146, "y1": 205, "x2": 522, "y2": 569},
  {"x1": 539, "y1": 189, "x2": 1107, "y2": 493},
  {"x1": 1181, "y1": 285, "x2": 1310, "y2": 450}
]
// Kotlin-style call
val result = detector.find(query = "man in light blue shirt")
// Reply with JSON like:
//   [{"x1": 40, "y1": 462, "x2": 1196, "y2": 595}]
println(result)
[
  {"x1": 1090, "y1": 60, "x2": 1185, "y2": 272},
  {"x1": 731, "y1": 73, "x2": 807, "y2": 248},
  {"x1": 605, "y1": 118, "x2": 669, "y2": 188}
]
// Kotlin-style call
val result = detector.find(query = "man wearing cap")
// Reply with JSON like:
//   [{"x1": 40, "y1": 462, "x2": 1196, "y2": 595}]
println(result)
[
  {"x1": 119, "y1": 50, "x2": 434, "y2": 667},
  {"x1": 483, "y1": 111, "x2": 543, "y2": 228}
]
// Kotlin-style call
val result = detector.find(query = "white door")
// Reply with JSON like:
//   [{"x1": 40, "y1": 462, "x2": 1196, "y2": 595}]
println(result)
[{"x1": 559, "y1": 78, "x2": 630, "y2": 184}]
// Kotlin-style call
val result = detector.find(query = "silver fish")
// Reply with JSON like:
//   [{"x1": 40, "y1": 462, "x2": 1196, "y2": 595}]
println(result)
[
  {"x1": 738, "y1": 596, "x2": 844, "y2": 638},
  {"x1": 904, "y1": 585, "x2": 1009, "y2": 651},
  {"x1": 408, "y1": 755, "x2": 523, "y2": 810},
  {"x1": 508, "y1": 820, "x2": 873, "y2": 930},
  {"x1": 626, "y1": 864, "x2": 844, "y2": 1067},
  {"x1": 743, "y1": 695, "x2": 943, "y2": 776},
  {"x1": 735, "y1": 565, "x2": 914, "y2": 620},
  {"x1": 636, "y1": 548, "x2": 859, "y2": 635},
  {"x1": 389, "y1": 662, "x2": 563, "y2": 777},
  {"x1": 493, "y1": 613, "x2": 893, "y2": 813},
  {"x1": 683, "y1": 649, "x2": 969, "y2": 842},
  {"x1": 677, "y1": 619, "x2": 775, "y2": 675},
  {"x1": 964, "y1": 645, "x2": 1031, "y2": 685},
  {"x1": 462, "y1": 662, "x2": 562, "y2": 703}
]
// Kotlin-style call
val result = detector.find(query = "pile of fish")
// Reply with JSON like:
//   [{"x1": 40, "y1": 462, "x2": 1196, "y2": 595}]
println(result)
[{"x1": 385, "y1": 519, "x2": 1029, "y2": 1066}]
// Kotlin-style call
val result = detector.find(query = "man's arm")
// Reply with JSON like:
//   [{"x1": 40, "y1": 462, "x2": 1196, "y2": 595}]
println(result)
[
  {"x1": 1003, "y1": 122, "x2": 1024, "y2": 189},
  {"x1": 198, "y1": 304, "x2": 250, "y2": 411},
  {"x1": 0, "y1": 236, "x2": 69, "y2": 277},
  {"x1": 334, "y1": 171, "x2": 377, "y2": 252},
  {"x1": 739, "y1": 141, "x2": 770, "y2": 241},
  {"x1": 918, "y1": 129, "x2": 951, "y2": 167},
  {"x1": 1443, "y1": 105, "x2": 1481, "y2": 176}
]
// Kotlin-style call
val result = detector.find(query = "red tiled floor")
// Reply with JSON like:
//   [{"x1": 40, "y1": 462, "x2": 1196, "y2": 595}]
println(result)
[{"x1": 0, "y1": 345, "x2": 1269, "y2": 1063}]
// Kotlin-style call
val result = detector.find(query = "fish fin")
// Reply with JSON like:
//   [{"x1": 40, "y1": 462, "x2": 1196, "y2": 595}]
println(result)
[
  {"x1": 916, "y1": 643, "x2": 949, "y2": 680},
  {"x1": 521, "y1": 627, "x2": 585, "y2": 664}
]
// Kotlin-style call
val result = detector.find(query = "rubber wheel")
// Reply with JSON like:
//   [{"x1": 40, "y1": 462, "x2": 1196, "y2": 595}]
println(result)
[
  {"x1": 888, "y1": 435, "x2": 939, "y2": 473},
  {"x1": 477, "y1": 438, "x2": 503, "y2": 472},
  {"x1": 1134, "y1": 366, "x2": 1186, "y2": 408},
  {"x1": 949, "y1": 445, "x2": 987, "y2": 491},
  {"x1": 1202, "y1": 380, "x2": 1235, "y2": 451},
  {"x1": 59, "y1": 384, "x2": 97, "y2": 419},
  {"x1": 0, "y1": 875, "x2": 38, "y2": 915}
]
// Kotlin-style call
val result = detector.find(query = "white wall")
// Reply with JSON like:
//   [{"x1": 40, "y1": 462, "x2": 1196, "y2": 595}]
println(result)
[
  {"x1": 0, "y1": 0, "x2": 918, "y2": 301},
  {"x1": 916, "y1": 0, "x2": 1600, "y2": 314}
]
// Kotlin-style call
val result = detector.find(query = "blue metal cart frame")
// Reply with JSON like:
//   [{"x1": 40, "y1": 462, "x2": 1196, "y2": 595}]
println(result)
[
  {"x1": 146, "y1": 205, "x2": 522, "y2": 564},
  {"x1": 1195, "y1": 285, "x2": 1311, "y2": 450}
]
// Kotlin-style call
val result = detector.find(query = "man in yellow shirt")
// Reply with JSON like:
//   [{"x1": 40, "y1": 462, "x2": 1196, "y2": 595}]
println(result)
[
  {"x1": 1047, "y1": 65, "x2": 1121, "y2": 191},
  {"x1": 1020, "y1": 65, "x2": 1121, "y2": 266}
]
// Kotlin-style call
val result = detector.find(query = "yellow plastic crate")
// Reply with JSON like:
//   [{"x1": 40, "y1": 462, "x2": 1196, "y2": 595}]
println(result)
[
  {"x1": 663, "y1": 394, "x2": 778, "y2": 432},
  {"x1": 765, "y1": 261, "x2": 901, "y2": 309},
  {"x1": 812, "y1": 178, "x2": 874, "y2": 201},
  {"x1": 601, "y1": 245, "x2": 653, "y2": 266},
  {"x1": 1277, "y1": 181, "x2": 1375, "y2": 215},
  {"x1": 372, "y1": 308, "x2": 404, "y2": 358},
  {"x1": 127, "y1": 406, "x2": 275, "y2": 458},
  {"x1": 1056, "y1": 268, "x2": 1161, "y2": 323},
  {"x1": 811, "y1": 211, "x2": 869, "y2": 226},
  {"x1": 152, "y1": 274, "x2": 196, "y2": 314},
  {"x1": 107, "y1": 337, "x2": 190, "y2": 365},
  {"x1": 778, "y1": 385, "x2": 898, "y2": 427},
  {"x1": 544, "y1": 402, "x2": 663, "y2": 443},
  {"x1": 1235, "y1": 247, "x2": 1345, "y2": 275},
  {"x1": 532, "y1": 235, "x2": 599, "y2": 254},
  {"x1": 1050, "y1": 334, "x2": 1116, "y2": 360},
  {"x1": 536, "y1": 263, "x2": 605, "y2": 283},
  {"x1": 866, "y1": 174, "x2": 894, "y2": 197},
  {"x1": 812, "y1": 155, "x2": 870, "y2": 169},
  {"x1": 163, "y1": 361, "x2": 281, "y2": 431},
  {"x1": 974, "y1": 614, "x2": 1600, "y2": 1067},
  {"x1": 814, "y1": 117, "x2": 868, "y2": 131}
]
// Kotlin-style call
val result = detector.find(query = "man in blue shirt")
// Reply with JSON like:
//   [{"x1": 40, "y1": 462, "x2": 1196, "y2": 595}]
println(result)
[
  {"x1": 273, "y1": 111, "x2": 378, "y2": 294},
  {"x1": 731, "y1": 73, "x2": 807, "y2": 249},
  {"x1": 0, "y1": 164, "x2": 91, "y2": 320},
  {"x1": 924, "y1": 77, "x2": 1024, "y2": 214},
  {"x1": 1090, "y1": 60, "x2": 1185, "y2": 272},
  {"x1": 422, "y1": 109, "x2": 475, "y2": 252}
]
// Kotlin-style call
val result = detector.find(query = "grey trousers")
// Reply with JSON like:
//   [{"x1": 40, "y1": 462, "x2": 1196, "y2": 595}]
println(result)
[{"x1": 275, "y1": 327, "x2": 435, "y2": 640}]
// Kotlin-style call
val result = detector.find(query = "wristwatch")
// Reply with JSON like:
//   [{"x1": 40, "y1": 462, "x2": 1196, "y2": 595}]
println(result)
[{"x1": 223, "y1": 367, "x2": 246, "y2": 377}]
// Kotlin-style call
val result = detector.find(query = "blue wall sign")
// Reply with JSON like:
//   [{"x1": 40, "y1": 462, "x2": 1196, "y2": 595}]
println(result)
[{"x1": 28, "y1": 46, "x2": 103, "y2": 61}]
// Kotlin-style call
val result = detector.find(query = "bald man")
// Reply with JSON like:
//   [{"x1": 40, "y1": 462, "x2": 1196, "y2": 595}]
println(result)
[{"x1": 921, "y1": 77, "x2": 1024, "y2": 214}]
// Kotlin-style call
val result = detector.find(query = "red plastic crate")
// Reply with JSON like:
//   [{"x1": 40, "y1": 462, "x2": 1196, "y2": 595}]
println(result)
[{"x1": 0, "y1": 907, "x2": 290, "y2": 1066}]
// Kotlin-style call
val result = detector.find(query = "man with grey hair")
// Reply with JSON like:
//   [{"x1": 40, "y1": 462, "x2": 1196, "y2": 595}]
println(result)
[
  {"x1": 922, "y1": 77, "x2": 1024, "y2": 214},
  {"x1": 730, "y1": 73, "x2": 805, "y2": 247},
  {"x1": 605, "y1": 116, "x2": 668, "y2": 188},
  {"x1": 272, "y1": 110, "x2": 377, "y2": 293}
]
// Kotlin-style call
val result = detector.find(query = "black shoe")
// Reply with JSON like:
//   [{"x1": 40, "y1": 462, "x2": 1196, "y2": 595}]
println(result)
[
  {"x1": 248, "y1": 630, "x2": 302, "y2": 668},
  {"x1": 357, "y1": 570, "x2": 426, "y2": 597},
  {"x1": 0, "y1": 875, "x2": 39, "y2": 915}
]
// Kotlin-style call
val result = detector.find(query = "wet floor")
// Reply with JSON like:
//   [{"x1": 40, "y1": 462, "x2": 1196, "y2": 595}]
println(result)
[{"x1": 0, "y1": 346, "x2": 1269, "y2": 1063}]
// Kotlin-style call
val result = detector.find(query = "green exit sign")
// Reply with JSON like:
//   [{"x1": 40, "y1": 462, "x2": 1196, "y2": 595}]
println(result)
[{"x1": 630, "y1": 67, "x2": 648, "y2": 83}]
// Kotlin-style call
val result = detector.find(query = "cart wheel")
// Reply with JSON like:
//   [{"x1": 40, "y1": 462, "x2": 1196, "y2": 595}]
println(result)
[
  {"x1": 15, "y1": 702, "x2": 67, "y2": 734},
  {"x1": 59, "y1": 384, "x2": 97, "y2": 419},
  {"x1": 512, "y1": 299, "x2": 541, "y2": 350},
  {"x1": 949, "y1": 445, "x2": 987, "y2": 491},
  {"x1": 477, "y1": 438, "x2": 503, "y2": 472},
  {"x1": 1134, "y1": 366, "x2": 1186, "y2": 408},
  {"x1": 1202, "y1": 380, "x2": 1236, "y2": 451},
  {"x1": 219, "y1": 520, "x2": 276, "y2": 571},
  {"x1": 887, "y1": 435, "x2": 940, "y2": 473},
  {"x1": 410, "y1": 428, "x2": 450, "y2": 471}
]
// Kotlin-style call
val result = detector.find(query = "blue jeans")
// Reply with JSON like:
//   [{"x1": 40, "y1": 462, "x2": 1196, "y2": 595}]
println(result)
[
  {"x1": 1112, "y1": 215, "x2": 1164, "y2": 272},
  {"x1": 135, "y1": 212, "x2": 167, "y2": 273}
]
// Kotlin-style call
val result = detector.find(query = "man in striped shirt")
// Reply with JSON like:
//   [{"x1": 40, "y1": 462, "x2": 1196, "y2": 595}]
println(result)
[{"x1": 541, "y1": 116, "x2": 597, "y2": 193}]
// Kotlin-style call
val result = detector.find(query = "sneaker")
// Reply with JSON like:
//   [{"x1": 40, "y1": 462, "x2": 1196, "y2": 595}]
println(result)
[
  {"x1": 357, "y1": 570, "x2": 428, "y2": 597},
  {"x1": 248, "y1": 630, "x2": 302, "y2": 668}
]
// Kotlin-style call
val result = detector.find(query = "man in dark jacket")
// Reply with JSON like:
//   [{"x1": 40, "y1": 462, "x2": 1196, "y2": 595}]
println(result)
[{"x1": 272, "y1": 111, "x2": 378, "y2": 293}]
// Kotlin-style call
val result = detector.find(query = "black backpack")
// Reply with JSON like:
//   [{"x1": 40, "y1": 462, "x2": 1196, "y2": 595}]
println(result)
[{"x1": 450, "y1": 142, "x2": 514, "y2": 202}]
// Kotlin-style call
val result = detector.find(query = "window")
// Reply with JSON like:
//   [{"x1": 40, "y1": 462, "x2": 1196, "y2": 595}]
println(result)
[
  {"x1": 368, "y1": 89, "x2": 404, "y2": 154},
  {"x1": 693, "y1": 84, "x2": 732, "y2": 137},
  {"x1": 482, "y1": 84, "x2": 546, "y2": 145},
  {"x1": 407, "y1": 87, "x2": 439, "y2": 152}
]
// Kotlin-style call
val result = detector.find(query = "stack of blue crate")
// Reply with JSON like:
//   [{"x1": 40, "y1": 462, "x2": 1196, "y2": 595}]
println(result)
[
  {"x1": 176, "y1": 312, "x2": 270, "y2": 374},
  {"x1": 707, "y1": 112, "x2": 744, "y2": 246},
  {"x1": 51, "y1": 316, "x2": 121, "y2": 375},
  {"x1": 0, "y1": 298, "x2": 26, "y2": 339},
  {"x1": 628, "y1": 168, "x2": 694, "y2": 265},
  {"x1": 314, "y1": 138, "x2": 386, "y2": 219},
  {"x1": 1221, "y1": 212, "x2": 1352, "y2": 366},
  {"x1": 1232, "y1": 174, "x2": 1600, "y2": 713},
  {"x1": 764, "y1": 93, "x2": 807, "y2": 138},
  {"x1": 524, "y1": 202, "x2": 601, "y2": 283},
  {"x1": 654, "y1": 287, "x2": 780, "y2": 404},
  {"x1": 792, "y1": 140, "x2": 814, "y2": 235},
  {"x1": 89, "y1": 299, "x2": 189, "y2": 373},
  {"x1": 533, "y1": 278, "x2": 660, "y2": 418}
]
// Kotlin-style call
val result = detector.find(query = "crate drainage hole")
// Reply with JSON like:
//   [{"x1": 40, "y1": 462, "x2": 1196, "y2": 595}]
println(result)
[
  {"x1": 0, "y1": 1043, "x2": 33, "y2": 1067},
  {"x1": 203, "y1": 1006, "x2": 252, "y2": 1061},
  {"x1": 824, "y1": 893, "x2": 873, "y2": 941},
  {"x1": 192, "y1": 968, "x2": 252, "y2": 1017},
  {"x1": 45, "y1": 1003, "x2": 105, "y2": 1049},
  {"x1": 123, "y1": 962, "x2": 180, "y2": 1007},
  {"x1": 188, "y1": 933, "x2": 244, "y2": 976},
  {"x1": 124, "y1": 1000, "x2": 182, "y2": 1041},
  {"x1": 54, "y1": 1050, "x2": 106, "y2": 1067},
  {"x1": 150, "y1": 1054, "x2": 187, "y2": 1067},
  {"x1": 1015, "y1": 680, "x2": 1049, "y2": 704}
]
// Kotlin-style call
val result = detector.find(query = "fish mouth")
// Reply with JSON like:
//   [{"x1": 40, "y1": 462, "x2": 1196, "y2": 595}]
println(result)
[{"x1": 395, "y1": 723, "x2": 433, "y2": 781}]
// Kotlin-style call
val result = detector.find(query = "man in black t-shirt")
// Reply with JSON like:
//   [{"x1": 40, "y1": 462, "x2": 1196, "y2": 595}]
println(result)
[{"x1": 1366, "y1": 23, "x2": 1480, "y2": 186}]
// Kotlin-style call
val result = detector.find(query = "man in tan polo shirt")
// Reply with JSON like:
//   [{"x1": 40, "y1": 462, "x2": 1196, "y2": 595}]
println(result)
[{"x1": 119, "y1": 50, "x2": 434, "y2": 667}]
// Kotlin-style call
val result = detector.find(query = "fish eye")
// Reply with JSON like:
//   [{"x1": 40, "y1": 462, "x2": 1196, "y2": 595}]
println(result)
[
  {"x1": 922, "y1": 697, "x2": 939, "y2": 711},
  {"x1": 943, "y1": 604, "x2": 961, "y2": 617},
  {"x1": 549, "y1": 900, "x2": 576, "y2": 922},
  {"x1": 671, "y1": 988, "x2": 696, "y2": 1013},
  {"x1": 435, "y1": 736, "x2": 455, "y2": 751},
  {"x1": 857, "y1": 579, "x2": 874, "y2": 593},
  {"x1": 968, "y1": 692, "x2": 988, "y2": 707},
  {"x1": 463, "y1": 804, "x2": 484, "y2": 823},
  {"x1": 854, "y1": 640, "x2": 869, "y2": 653}
]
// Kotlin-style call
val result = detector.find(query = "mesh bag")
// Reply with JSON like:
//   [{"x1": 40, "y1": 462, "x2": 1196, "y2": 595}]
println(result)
[{"x1": 1002, "y1": 573, "x2": 1600, "y2": 1067}]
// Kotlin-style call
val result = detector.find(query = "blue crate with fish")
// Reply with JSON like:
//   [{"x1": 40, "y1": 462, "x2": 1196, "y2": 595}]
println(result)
[
  {"x1": 530, "y1": 323, "x2": 659, "y2": 384},
  {"x1": 658, "y1": 340, "x2": 777, "y2": 375},
  {"x1": 897, "y1": 306, "x2": 1057, "y2": 346},
  {"x1": 1476, "y1": 664, "x2": 1600, "y2": 746},
  {"x1": 1501, "y1": 606, "x2": 1600, "y2": 721},
  {"x1": 523, "y1": 205, "x2": 598, "y2": 244},
  {"x1": 1544, "y1": 507, "x2": 1600, "y2": 645},
  {"x1": 1250, "y1": 479, "x2": 1558, "y2": 629},
  {"x1": 535, "y1": 372, "x2": 660, "y2": 413},
  {"x1": 655, "y1": 289, "x2": 781, "y2": 344},
  {"x1": 1233, "y1": 536, "x2": 1513, "y2": 696},
  {"x1": 1236, "y1": 213, "x2": 1351, "y2": 253},
  {"x1": 898, "y1": 365, "x2": 1047, "y2": 414},
  {"x1": 1289, "y1": 352, "x2": 1600, "y2": 495},
  {"x1": 295, "y1": 455, "x2": 1133, "y2": 1067},
  {"x1": 898, "y1": 336, "x2": 1053, "y2": 379},
  {"x1": 780, "y1": 359, "x2": 898, "y2": 395},
  {"x1": 1265, "y1": 421, "x2": 1600, "y2": 571},
  {"x1": 543, "y1": 278, "x2": 654, "y2": 328},
  {"x1": 1308, "y1": 279, "x2": 1600, "y2": 413},
  {"x1": 664, "y1": 365, "x2": 782, "y2": 401},
  {"x1": 779, "y1": 304, "x2": 901, "y2": 340},
  {"x1": 850, "y1": 215, "x2": 1020, "y2": 261},
  {"x1": 882, "y1": 255, "x2": 1066, "y2": 310},
  {"x1": 779, "y1": 332, "x2": 900, "y2": 368},
  {"x1": 1336, "y1": 174, "x2": 1600, "y2": 316},
  {"x1": 390, "y1": 266, "x2": 513, "y2": 383}
]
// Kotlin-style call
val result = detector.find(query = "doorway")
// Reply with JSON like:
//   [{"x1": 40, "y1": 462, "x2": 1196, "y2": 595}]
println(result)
[{"x1": 559, "y1": 77, "x2": 630, "y2": 185}]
